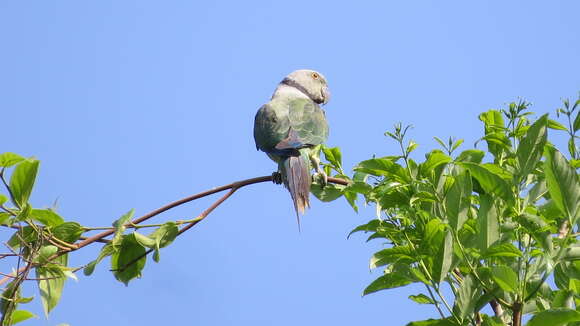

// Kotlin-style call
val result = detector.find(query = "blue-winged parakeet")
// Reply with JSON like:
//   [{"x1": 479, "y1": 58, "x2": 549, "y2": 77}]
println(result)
[{"x1": 253, "y1": 69, "x2": 330, "y2": 229}]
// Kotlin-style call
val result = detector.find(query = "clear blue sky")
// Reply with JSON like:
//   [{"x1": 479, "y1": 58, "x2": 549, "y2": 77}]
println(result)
[{"x1": 1, "y1": 1, "x2": 579, "y2": 325}]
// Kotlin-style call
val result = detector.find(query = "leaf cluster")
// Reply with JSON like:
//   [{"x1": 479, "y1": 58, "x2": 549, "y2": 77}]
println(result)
[{"x1": 316, "y1": 96, "x2": 580, "y2": 326}]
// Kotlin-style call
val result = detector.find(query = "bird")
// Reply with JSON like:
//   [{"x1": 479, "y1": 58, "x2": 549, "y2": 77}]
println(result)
[{"x1": 253, "y1": 69, "x2": 330, "y2": 230}]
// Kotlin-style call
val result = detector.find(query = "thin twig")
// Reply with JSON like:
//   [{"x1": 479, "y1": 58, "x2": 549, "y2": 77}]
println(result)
[
  {"x1": 114, "y1": 177, "x2": 348, "y2": 272},
  {"x1": 1, "y1": 175, "x2": 350, "y2": 284},
  {"x1": 0, "y1": 271, "x2": 62, "y2": 281},
  {"x1": 0, "y1": 169, "x2": 19, "y2": 209},
  {"x1": 74, "y1": 175, "x2": 347, "y2": 251}
]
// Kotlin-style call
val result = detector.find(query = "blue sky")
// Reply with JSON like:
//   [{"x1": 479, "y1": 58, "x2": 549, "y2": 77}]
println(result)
[{"x1": 1, "y1": 1, "x2": 579, "y2": 325}]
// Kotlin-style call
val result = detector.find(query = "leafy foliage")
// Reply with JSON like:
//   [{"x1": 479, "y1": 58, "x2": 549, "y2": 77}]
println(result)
[
  {"x1": 315, "y1": 96, "x2": 580, "y2": 325},
  {"x1": 0, "y1": 156, "x2": 192, "y2": 324}
]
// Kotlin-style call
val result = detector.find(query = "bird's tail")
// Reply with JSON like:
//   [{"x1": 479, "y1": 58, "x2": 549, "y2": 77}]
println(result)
[{"x1": 282, "y1": 153, "x2": 311, "y2": 231}]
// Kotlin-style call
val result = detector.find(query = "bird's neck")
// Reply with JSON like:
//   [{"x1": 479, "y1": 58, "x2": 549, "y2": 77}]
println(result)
[{"x1": 271, "y1": 84, "x2": 310, "y2": 101}]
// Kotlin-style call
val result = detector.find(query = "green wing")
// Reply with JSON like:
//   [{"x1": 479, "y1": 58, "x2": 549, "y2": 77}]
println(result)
[{"x1": 253, "y1": 97, "x2": 328, "y2": 153}]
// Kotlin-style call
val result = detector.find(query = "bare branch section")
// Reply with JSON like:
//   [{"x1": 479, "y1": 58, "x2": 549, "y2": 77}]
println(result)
[{"x1": 0, "y1": 175, "x2": 349, "y2": 285}]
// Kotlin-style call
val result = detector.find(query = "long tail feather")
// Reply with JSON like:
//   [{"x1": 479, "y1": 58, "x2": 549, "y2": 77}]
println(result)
[{"x1": 283, "y1": 155, "x2": 311, "y2": 231}]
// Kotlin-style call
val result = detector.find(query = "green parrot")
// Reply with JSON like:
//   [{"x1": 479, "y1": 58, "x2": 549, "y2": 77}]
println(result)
[{"x1": 253, "y1": 69, "x2": 330, "y2": 229}]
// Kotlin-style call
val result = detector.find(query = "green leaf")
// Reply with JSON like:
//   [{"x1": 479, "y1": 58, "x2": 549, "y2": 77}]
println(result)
[
  {"x1": 432, "y1": 230, "x2": 453, "y2": 284},
  {"x1": 112, "y1": 209, "x2": 135, "y2": 247},
  {"x1": 14, "y1": 204, "x2": 31, "y2": 222},
  {"x1": 552, "y1": 289, "x2": 574, "y2": 308},
  {"x1": 407, "y1": 140, "x2": 418, "y2": 154},
  {"x1": 516, "y1": 114, "x2": 547, "y2": 178},
  {"x1": 478, "y1": 195, "x2": 499, "y2": 251},
  {"x1": 569, "y1": 138, "x2": 577, "y2": 160},
  {"x1": 322, "y1": 146, "x2": 343, "y2": 171},
  {"x1": 491, "y1": 265, "x2": 518, "y2": 293},
  {"x1": 311, "y1": 183, "x2": 344, "y2": 202},
  {"x1": 544, "y1": 146, "x2": 580, "y2": 223},
  {"x1": 456, "y1": 149, "x2": 485, "y2": 163},
  {"x1": 574, "y1": 111, "x2": 580, "y2": 132},
  {"x1": 460, "y1": 162, "x2": 512, "y2": 202},
  {"x1": 15, "y1": 297, "x2": 33, "y2": 304},
  {"x1": 348, "y1": 219, "x2": 381, "y2": 238},
  {"x1": 0, "y1": 281, "x2": 19, "y2": 317},
  {"x1": 133, "y1": 232, "x2": 156, "y2": 248},
  {"x1": 453, "y1": 274, "x2": 480, "y2": 321},
  {"x1": 406, "y1": 319, "x2": 457, "y2": 326},
  {"x1": 8, "y1": 159, "x2": 39, "y2": 207},
  {"x1": 111, "y1": 233, "x2": 146, "y2": 285},
  {"x1": 482, "y1": 242, "x2": 522, "y2": 258},
  {"x1": 7, "y1": 226, "x2": 37, "y2": 249},
  {"x1": 83, "y1": 243, "x2": 115, "y2": 276},
  {"x1": 554, "y1": 263, "x2": 571, "y2": 290},
  {"x1": 408, "y1": 294, "x2": 437, "y2": 305},
  {"x1": 30, "y1": 209, "x2": 64, "y2": 227},
  {"x1": 527, "y1": 308, "x2": 580, "y2": 326},
  {"x1": 452, "y1": 139, "x2": 464, "y2": 152},
  {"x1": 343, "y1": 190, "x2": 359, "y2": 213},
  {"x1": 547, "y1": 119, "x2": 568, "y2": 131},
  {"x1": 0, "y1": 153, "x2": 25, "y2": 167},
  {"x1": 445, "y1": 168, "x2": 472, "y2": 231},
  {"x1": 150, "y1": 222, "x2": 179, "y2": 249},
  {"x1": 10, "y1": 310, "x2": 37, "y2": 325},
  {"x1": 0, "y1": 212, "x2": 10, "y2": 225},
  {"x1": 525, "y1": 179, "x2": 547, "y2": 206},
  {"x1": 369, "y1": 246, "x2": 414, "y2": 269},
  {"x1": 51, "y1": 222, "x2": 83, "y2": 243},
  {"x1": 345, "y1": 181, "x2": 372, "y2": 195},
  {"x1": 0, "y1": 194, "x2": 7, "y2": 205},
  {"x1": 481, "y1": 315, "x2": 504, "y2": 326},
  {"x1": 363, "y1": 271, "x2": 413, "y2": 295},
  {"x1": 354, "y1": 157, "x2": 408, "y2": 181},
  {"x1": 37, "y1": 260, "x2": 67, "y2": 316},
  {"x1": 481, "y1": 132, "x2": 511, "y2": 156},
  {"x1": 423, "y1": 219, "x2": 444, "y2": 246},
  {"x1": 36, "y1": 245, "x2": 58, "y2": 264},
  {"x1": 141, "y1": 222, "x2": 178, "y2": 262},
  {"x1": 562, "y1": 247, "x2": 580, "y2": 261},
  {"x1": 420, "y1": 151, "x2": 451, "y2": 176}
]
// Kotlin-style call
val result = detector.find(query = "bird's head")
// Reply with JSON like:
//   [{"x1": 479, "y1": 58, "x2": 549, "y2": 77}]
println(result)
[{"x1": 281, "y1": 69, "x2": 330, "y2": 105}]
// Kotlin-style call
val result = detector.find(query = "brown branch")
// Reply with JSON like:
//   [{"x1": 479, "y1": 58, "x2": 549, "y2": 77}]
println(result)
[
  {"x1": 114, "y1": 176, "x2": 349, "y2": 272},
  {"x1": 2, "y1": 175, "x2": 350, "y2": 281},
  {"x1": 74, "y1": 175, "x2": 348, "y2": 252},
  {"x1": 113, "y1": 188, "x2": 237, "y2": 273},
  {"x1": 73, "y1": 175, "x2": 272, "y2": 251},
  {"x1": 0, "y1": 271, "x2": 62, "y2": 281},
  {"x1": 512, "y1": 302, "x2": 522, "y2": 326}
]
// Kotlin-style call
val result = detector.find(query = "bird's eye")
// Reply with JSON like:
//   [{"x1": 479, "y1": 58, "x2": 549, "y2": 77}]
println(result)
[{"x1": 311, "y1": 72, "x2": 319, "y2": 80}]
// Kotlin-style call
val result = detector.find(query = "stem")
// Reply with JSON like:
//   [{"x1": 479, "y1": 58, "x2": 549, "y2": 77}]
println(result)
[
  {"x1": 512, "y1": 302, "x2": 522, "y2": 326},
  {"x1": 74, "y1": 175, "x2": 348, "y2": 251},
  {"x1": 453, "y1": 230, "x2": 511, "y2": 307},
  {"x1": 524, "y1": 226, "x2": 572, "y2": 301},
  {"x1": 424, "y1": 284, "x2": 446, "y2": 318},
  {"x1": 114, "y1": 188, "x2": 237, "y2": 272},
  {"x1": 0, "y1": 169, "x2": 19, "y2": 209},
  {"x1": 0, "y1": 175, "x2": 349, "y2": 285},
  {"x1": 403, "y1": 232, "x2": 461, "y2": 323},
  {"x1": 433, "y1": 284, "x2": 458, "y2": 323}
]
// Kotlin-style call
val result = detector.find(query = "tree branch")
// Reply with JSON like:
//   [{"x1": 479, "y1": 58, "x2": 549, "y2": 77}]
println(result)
[
  {"x1": 1, "y1": 175, "x2": 350, "y2": 284},
  {"x1": 73, "y1": 175, "x2": 347, "y2": 251},
  {"x1": 113, "y1": 176, "x2": 348, "y2": 272}
]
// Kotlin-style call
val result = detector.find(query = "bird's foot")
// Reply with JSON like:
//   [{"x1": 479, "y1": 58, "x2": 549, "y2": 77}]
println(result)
[
  {"x1": 272, "y1": 171, "x2": 283, "y2": 185},
  {"x1": 313, "y1": 171, "x2": 328, "y2": 188}
]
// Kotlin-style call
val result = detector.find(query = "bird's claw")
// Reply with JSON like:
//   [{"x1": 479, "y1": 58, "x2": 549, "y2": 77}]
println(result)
[
  {"x1": 272, "y1": 171, "x2": 283, "y2": 185},
  {"x1": 314, "y1": 171, "x2": 328, "y2": 188}
]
